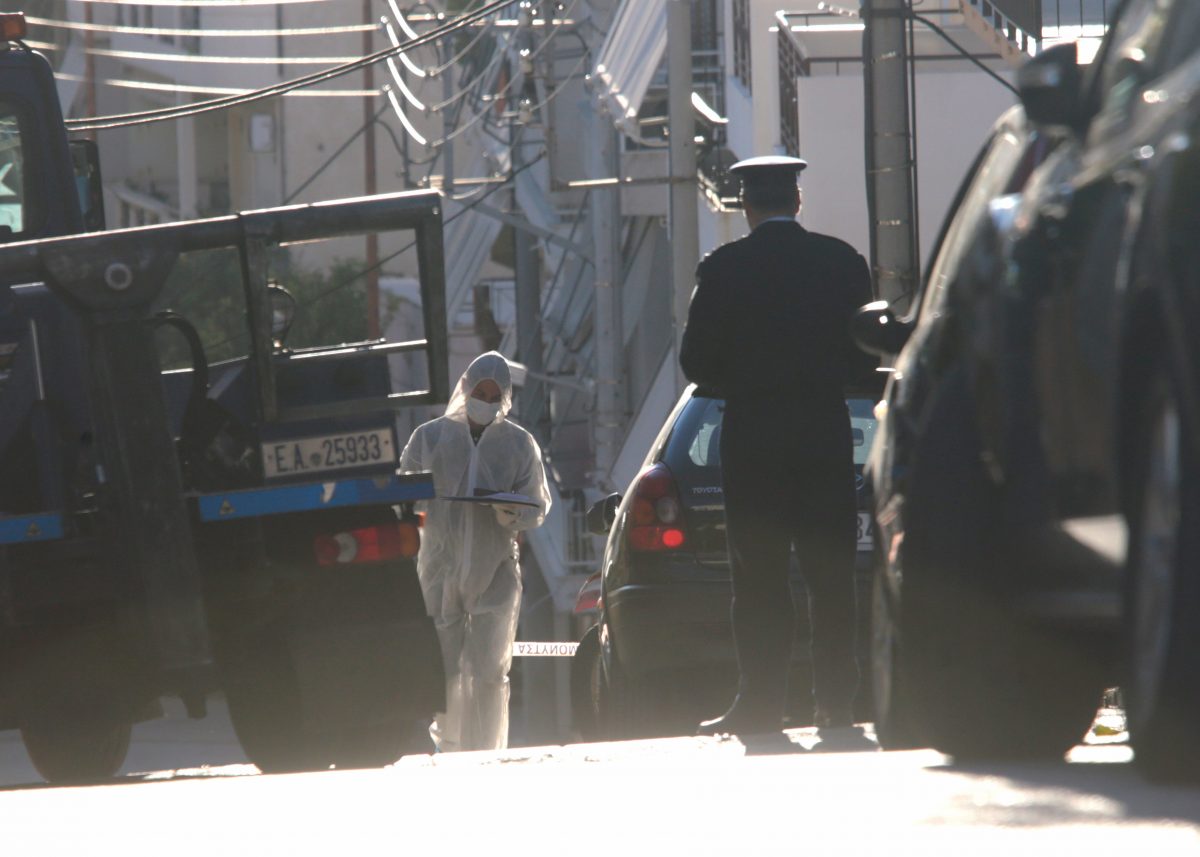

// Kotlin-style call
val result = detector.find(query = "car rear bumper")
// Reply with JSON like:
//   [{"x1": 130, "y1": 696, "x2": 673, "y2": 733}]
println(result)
[{"x1": 606, "y1": 562, "x2": 872, "y2": 680}]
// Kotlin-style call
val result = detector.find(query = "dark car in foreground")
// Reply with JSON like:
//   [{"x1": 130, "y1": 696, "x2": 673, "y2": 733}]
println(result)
[
  {"x1": 856, "y1": 0, "x2": 1200, "y2": 779},
  {"x1": 573, "y1": 385, "x2": 879, "y2": 739}
]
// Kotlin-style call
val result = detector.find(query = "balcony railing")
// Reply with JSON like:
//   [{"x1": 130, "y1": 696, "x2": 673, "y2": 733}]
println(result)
[{"x1": 960, "y1": 0, "x2": 1114, "y2": 62}]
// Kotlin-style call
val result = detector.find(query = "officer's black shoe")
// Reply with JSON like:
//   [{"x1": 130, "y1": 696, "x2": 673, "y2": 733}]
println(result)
[{"x1": 696, "y1": 698, "x2": 783, "y2": 736}]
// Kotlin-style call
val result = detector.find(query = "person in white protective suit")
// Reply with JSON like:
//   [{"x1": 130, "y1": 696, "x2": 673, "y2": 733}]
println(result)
[{"x1": 399, "y1": 352, "x2": 551, "y2": 752}]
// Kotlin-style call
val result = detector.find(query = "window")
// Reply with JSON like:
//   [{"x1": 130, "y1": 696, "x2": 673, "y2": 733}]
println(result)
[
  {"x1": 1092, "y1": 0, "x2": 1172, "y2": 111},
  {"x1": 733, "y1": 0, "x2": 752, "y2": 93},
  {"x1": 1157, "y1": 1, "x2": 1200, "y2": 74},
  {"x1": 777, "y1": 29, "x2": 806, "y2": 157},
  {"x1": 685, "y1": 398, "x2": 724, "y2": 468},
  {"x1": 0, "y1": 104, "x2": 37, "y2": 239},
  {"x1": 182, "y1": 7, "x2": 201, "y2": 53},
  {"x1": 848, "y1": 398, "x2": 877, "y2": 466},
  {"x1": 918, "y1": 128, "x2": 1028, "y2": 319}
]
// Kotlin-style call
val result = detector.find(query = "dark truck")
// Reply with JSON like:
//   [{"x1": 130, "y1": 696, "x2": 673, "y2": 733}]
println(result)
[{"x1": 0, "y1": 17, "x2": 449, "y2": 780}]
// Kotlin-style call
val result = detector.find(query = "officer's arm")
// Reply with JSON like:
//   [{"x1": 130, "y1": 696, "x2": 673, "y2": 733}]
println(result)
[
  {"x1": 845, "y1": 252, "x2": 879, "y2": 387},
  {"x1": 680, "y1": 257, "x2": 732, "y2": 388}
]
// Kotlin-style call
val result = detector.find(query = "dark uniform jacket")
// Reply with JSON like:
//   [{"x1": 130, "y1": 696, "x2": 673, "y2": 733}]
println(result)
[{"x1": 680, "y1": 220, "x2": 875, "y2": 406}]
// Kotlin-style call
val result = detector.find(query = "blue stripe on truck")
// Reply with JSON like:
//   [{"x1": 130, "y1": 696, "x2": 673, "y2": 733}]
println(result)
[
  {"x1": 195, "y1": 473, "x2": 435, "y2": 523},
  {"x1": 0, "y1": 512, "x2": 65, "y2": 545}
]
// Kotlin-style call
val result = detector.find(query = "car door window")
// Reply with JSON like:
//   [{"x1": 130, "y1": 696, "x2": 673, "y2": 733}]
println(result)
[
  {"x1": 1157, "y1": 2, "x2": 1200, "y2": 73},
  {"x1": 917, "y1": 127, "x2": 1026, "y2": 319},
  {"x1": 0, "y1": 103, "x2": 33, "y2": 238},
  {"x1": 1089, "y1": 0, "x2": 1174, "y2": 127}
]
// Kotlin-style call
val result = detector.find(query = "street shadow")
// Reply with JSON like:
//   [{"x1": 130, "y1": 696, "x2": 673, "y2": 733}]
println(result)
[
  {"x1": 739, "y1": 731, "x2": 810, "y2": 756},
  {"x1": 928, "y1": 754, "x2": 1200, "y2": 829}
]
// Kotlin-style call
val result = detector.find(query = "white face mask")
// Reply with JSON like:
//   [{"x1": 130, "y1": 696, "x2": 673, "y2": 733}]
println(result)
[{"x1": 467, "y1": 396, "x2": 502, "y2": 426}]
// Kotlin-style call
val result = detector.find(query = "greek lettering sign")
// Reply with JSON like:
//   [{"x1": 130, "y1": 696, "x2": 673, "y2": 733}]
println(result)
[{"x1": 513, "y1": 641, "x2": 580, "y2": 657}]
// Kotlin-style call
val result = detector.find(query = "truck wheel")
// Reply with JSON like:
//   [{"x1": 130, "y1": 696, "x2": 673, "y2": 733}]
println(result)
[
  {"x1": 222, "y1": 611, "x2": 441, "y2": 773},
  {"x1": 570, "y1": 625, "x2": 602, "y2": 741},
  {"x1": 897, "y1": 373, "x2": 1103, "y2": 760},
  {"x1": 1125, "y1": 368, "x2": 1200, "y2": 783},
  {"x1": 222, "y1": 624, "x2": 321, "y2": 773},
  {"x1": 21, "y1": 719, "x2": 132, "y2": 783}
]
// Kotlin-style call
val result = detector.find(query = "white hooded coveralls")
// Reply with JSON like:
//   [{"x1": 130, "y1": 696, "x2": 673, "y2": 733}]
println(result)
[{"x1": 399, "y1": 352, "x2": 550, "y2": 751}]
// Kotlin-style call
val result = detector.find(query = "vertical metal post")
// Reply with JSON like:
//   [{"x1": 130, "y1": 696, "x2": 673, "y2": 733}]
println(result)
[
  {"x1": 668, "y1": 0, "x2": 699, "y2": 394},
  {"x1": 589, "y1": 107, "x2": 622, "y2": 490},
  {"x1": 514, "y1": 5, "x2": 543, "y2": 431},
  {"x1": 442, "y1": 37, "x2": 455, "y2": 196},
  {"x1": 364, "y1": 0, "x2": 381, "y2": 339},
  {"x1": 41, "y1": 244, "x2": 213, "y2": 681},
  {"x1": 862, "y1": 0, "x2": 918, "y2": 310},
  {"x1": 237, "y1": 222, "x2": 278, "y2": 422},
  {"x1": 416, "y1": 208, "x2": 451, "y2": 404},
  {"x1": 514, "y1": 197, "x2": 543, "y2": 428},
  {"x1": 83, "y1": 3, "x2": 96, "y2": 129}
]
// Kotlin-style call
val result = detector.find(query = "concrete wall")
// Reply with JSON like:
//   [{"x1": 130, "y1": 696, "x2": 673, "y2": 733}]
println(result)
[{"x1": 796, "y1": 69, "x2": 1017, "y2": 273}]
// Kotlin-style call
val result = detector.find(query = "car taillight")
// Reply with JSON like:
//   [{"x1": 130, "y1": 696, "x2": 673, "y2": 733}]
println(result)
[
  {"x1": 628, "y1": 463, "x2": 687, "y2": 552},
  {"x1": 313, "y1": 521, "x2": 420, "y2": 566},
  {"x1": 574, "y1": 571, "x2": 603, "y2": 613}
]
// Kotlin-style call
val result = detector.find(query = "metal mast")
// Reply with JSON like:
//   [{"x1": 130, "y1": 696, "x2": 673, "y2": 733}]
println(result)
[{"x1": 862, "y1": 0, "x2": 918, "y2": 310}]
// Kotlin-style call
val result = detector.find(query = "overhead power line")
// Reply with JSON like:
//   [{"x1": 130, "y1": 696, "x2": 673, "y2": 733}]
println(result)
[
  {"x1": 64, "y1": 0, "x2": 514, "y2": 131},
  {"x1": 55, "y1": 71, "x2": 379, "y2": 97},
  {"x1": 50, "y1": 44, "x2": 362, "y2": 65},
  {"x1": 27, "y1": 14, "x2": 376, "y2": 36},
  {"x1": 69, "y1": 0, "x2": 328, "y2": 7}
]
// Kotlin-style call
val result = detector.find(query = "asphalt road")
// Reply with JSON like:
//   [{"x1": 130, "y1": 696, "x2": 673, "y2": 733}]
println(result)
[{"x1": 3, "y1": 704, "x2": 1199, "y2": 856}]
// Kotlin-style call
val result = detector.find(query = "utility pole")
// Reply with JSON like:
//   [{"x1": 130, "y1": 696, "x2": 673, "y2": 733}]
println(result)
[
  {"x1": 862, "y1": 0, "x2": 918, "y2": 310},
  {"x1": 588, "y1": 104, "x2": 622, "y2": 491},
  {"x1": 363, "y1": 0, "x2": 380, "y2": 338},
  {"x1": 513, "y1": 3, "x2": 544, "y2": 432},
  {"x1": 442, "y1": 32, "x2": 455, "y2": 197},
  {"x1": 83, "y1": 2, "x2": 96, "y2": 131},
  {"x1": 667, "y1": 0, "x2": 698, "y2": 393}
]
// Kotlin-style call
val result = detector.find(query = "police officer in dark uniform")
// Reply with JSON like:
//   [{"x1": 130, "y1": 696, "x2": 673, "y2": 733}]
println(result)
[{"x1": 681, "y1": 155, "x2": 875, "y2": 735}]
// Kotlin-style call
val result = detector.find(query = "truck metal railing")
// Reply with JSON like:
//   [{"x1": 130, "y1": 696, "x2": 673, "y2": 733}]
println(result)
[{"x1": 0, "y1": 189, "x2": 449, "y2": 683}]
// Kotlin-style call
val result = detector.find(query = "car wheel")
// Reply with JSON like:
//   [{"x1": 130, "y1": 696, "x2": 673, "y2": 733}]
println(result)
[
  {"x1": 870, "y1": 558, "x2": 921, "y2": 750},
  {"x1": 570, "y1": 625, "x2": 602, "y2": 741},
  {"x1": 1125, "y1": 366, "x2": 1200, "y2": 782},
  {"x1": 600, "y1": 658, "x2": 677, "y2": 740},
  {"x1": 897, "y1": 371, "x2": 1104, "y2": 760},
  {"x1": 21, "y1": 718, "x2": 132, "y2": 783}
]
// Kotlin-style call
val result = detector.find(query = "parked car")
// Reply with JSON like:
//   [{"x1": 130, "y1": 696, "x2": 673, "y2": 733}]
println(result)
[
  {"x1": 574, "y1": 385, "x2": 880, "y2": 739},
  {"x1": 855, "y1": 0, "x2": 1200, "y2": 778}
]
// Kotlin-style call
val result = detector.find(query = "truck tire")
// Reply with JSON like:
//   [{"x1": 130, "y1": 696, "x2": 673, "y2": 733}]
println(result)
[
  {"x1": 895, "y1": 372, "x2": 1103, "y2": 760},
  {"x1": 21, "y1": 718, "x2": 131, "y2": 783},
  {"x1": 1125, "y1": 365, "x2": 1200, "y2": 783},
  {"x1": 223, "y1": 619, "x2": 438, "y2": 773}
]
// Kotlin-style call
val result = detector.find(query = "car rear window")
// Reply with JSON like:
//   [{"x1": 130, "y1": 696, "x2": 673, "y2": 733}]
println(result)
[
  {"x1": 668, "y1": 394, "x2": 877, "y2": 471},
  {"x1": 849, "y1": 398, "x2": 876, "y2": 466},
  {"x1": 684, "y1": 397, "x2": 724, "y2": 468}
]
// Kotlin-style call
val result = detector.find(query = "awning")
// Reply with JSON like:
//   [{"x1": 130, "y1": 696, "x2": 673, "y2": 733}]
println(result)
[{"x1": 591, "y1": 0, "x2": 666, "y2": 138}]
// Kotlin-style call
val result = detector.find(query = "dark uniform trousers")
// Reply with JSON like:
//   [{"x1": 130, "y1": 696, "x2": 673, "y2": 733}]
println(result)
[{"x1": 720, "y1": 395, "x2": 859, "y2": 722}]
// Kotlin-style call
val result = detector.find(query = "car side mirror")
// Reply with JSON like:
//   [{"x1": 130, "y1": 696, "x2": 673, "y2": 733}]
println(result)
[
  {"x1": 1018, "y1": 42, "x2": 1084, "y2": 132},
  {"x1": 586, "y1": 493, "x2": 621, "y2": 535},
  {"x1": 853, "y1": 301, "x2": 913, "y2": 357}
]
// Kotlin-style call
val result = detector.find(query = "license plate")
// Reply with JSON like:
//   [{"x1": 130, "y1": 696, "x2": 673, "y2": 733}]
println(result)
[
  {"x1": 262, "y1": 429, "x2": 395, "y2": 479},
  {"x1": 856, "y1": 512, "x2": 874, "y2": 551}
]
